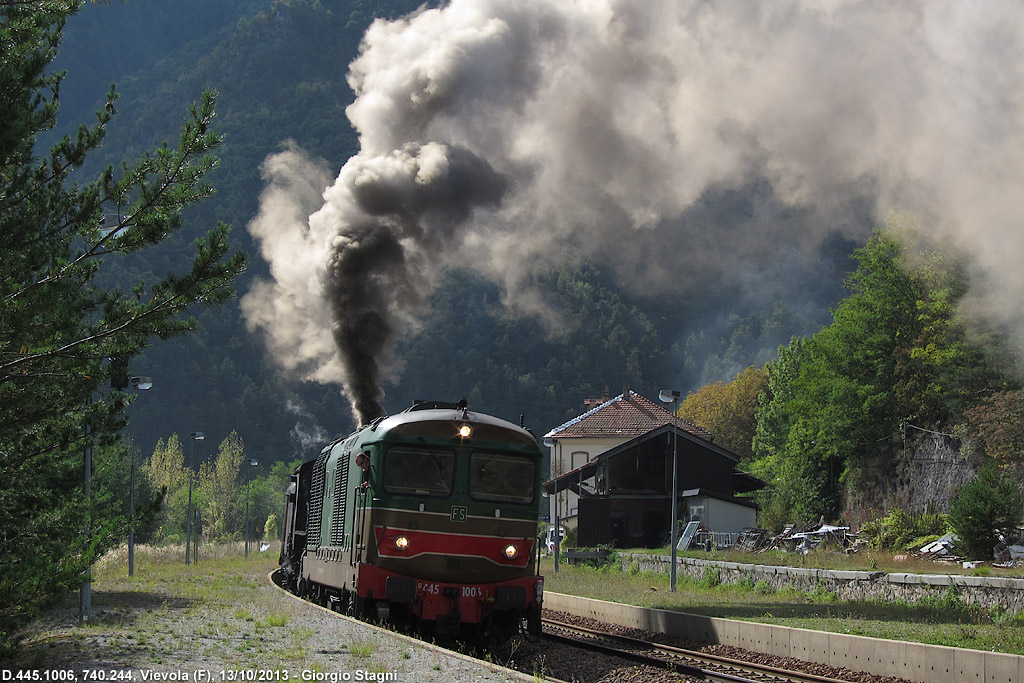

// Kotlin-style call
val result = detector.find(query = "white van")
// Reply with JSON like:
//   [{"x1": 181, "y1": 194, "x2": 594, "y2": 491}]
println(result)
[{"x1": 544, "y1": 526, "x2": 566, "y2": 554}]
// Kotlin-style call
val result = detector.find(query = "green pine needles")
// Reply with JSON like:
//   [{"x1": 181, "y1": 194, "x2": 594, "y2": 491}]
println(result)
[{"x1": 0, "y1": 1, "x2": 246, "y2": 651}]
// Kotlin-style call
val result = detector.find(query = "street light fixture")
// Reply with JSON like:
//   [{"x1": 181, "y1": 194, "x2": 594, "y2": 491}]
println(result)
[
  {"x1": 186, "y1": 431, "x2": 204, "y2": 565},
  {"x1": 543, "y1": 437, "x2": 560, "y2": 573},
  {"x1": 127, "y1": 376, "x2": 153, "y2": 577},
  {"x1": 244, "y1": 459, "x2": 258, "y2": 557},
  {"x1": 659, "y1": 389, "x2": 681, "y2": 592}
]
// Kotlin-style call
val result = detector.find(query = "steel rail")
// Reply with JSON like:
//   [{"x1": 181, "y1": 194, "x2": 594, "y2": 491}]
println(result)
[{"x1": 542, "y1": 617, "x2": 855, "y2": 683}]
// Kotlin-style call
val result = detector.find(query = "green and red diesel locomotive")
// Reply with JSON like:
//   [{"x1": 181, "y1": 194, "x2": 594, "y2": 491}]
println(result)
[{"x1": 279, "y1": 400, "x2": 544, "y2": 639}]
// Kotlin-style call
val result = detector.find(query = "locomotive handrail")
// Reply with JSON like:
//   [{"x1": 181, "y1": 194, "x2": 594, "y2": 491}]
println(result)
[{"x1": 352, "y1": 484, "x2": 369, "y2": 566}]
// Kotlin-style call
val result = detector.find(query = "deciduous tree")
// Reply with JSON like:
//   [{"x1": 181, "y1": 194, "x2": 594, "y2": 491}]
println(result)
[
  {"x1": 199, "y1": 431, "x2": 244, "y2": 541},
  {"x1": 679, "y1": 365, "x2": 766, "y2": 459}
]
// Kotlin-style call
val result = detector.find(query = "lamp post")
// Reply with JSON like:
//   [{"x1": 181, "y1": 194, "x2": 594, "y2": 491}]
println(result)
[
  {"x1": 80, "y1": 396, "x2": 93, "y2": 624},
  {"x1": 543, "y1": 437, "x2": 560, "y2": 573},
  {"x1": 186, "y1": 431, "x2": 204, "y2": 565},
  {"x1": 659, "y1": 389, "x2": 681, "y2": 592},
  {"x1": 127, "y1": 376, "x2": 153, "y2": 577},
  {"x1": 244, "y1": 459, "x2": 258, "y2": 557}
]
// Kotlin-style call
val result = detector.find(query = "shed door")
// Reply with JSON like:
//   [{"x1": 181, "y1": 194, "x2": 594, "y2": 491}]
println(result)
[{"x1": 578, "y1": 496, "x2": 611, "y2": 546}]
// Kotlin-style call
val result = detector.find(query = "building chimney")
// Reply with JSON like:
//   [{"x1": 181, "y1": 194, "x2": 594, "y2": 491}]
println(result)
[{"x1": 583, "y1": 386, "x2": 612, "y2": 411}]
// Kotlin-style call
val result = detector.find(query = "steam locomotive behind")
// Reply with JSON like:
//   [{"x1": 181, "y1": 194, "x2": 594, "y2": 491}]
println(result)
[{"x1": 279, "y1": 400, "x2": 544, "y2": 640}]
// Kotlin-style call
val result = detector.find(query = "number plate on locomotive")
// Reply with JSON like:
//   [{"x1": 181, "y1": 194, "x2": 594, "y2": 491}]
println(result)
[{"x1": 416, "y1": 581, "x2": 488, "y2": 598}]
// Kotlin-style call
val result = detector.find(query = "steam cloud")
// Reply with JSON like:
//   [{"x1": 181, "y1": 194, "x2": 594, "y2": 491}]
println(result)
[{"x1": 242, "y1": 0, "x2": 1024, "y2": 425}]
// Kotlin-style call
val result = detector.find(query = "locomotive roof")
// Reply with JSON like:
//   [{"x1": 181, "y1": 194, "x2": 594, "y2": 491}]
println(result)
[
  {"x1": 317, "y1": 406, "x2": 541, "y2": 457},
  {"x1": 378, "y1": 407, "x2": 530, "y2": 435},
  {"x1": 366, "y1": 406, "x2": 538, "y2": 448}
]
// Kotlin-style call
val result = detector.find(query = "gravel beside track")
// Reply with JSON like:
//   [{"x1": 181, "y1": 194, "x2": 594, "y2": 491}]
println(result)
[{"x1": 6, "y1": 565, "x2": 531, "y2": 682}]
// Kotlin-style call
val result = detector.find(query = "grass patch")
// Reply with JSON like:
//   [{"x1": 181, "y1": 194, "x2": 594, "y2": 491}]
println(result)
[
  {"x1": 347, "y1": 639, "x2": 375, "y2": 659},
  {"x1": 255, "y1": 613, "x2": 289, "y2": 630},
  {"x1": 7, "y1": 542, "x2": 361, "y2": 669},
  {"x1": 540, "y1": 556, "x2": 1024, "y2": 654}
]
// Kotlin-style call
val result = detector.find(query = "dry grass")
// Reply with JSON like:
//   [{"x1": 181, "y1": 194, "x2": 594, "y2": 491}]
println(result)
[{"x1": 8, "y1": 544, "x2": 408, "y2": 673}]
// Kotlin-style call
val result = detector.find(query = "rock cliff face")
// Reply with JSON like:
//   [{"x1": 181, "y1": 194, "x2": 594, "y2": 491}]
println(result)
[
  {"x1": 894, "y1": 430, "x2": 977, "y2": 513},
  {"x1": 849, "y1": 429, "x2": 977, "y2": 521}
]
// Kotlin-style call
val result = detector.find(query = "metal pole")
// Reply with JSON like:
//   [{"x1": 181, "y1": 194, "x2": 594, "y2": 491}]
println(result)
[
  {"x1": 128, "y1": 442, "x2": 135, "y2": 577},
  {"x1": 128, "y1": 388, "x2": 137, "y2": 577},
  {"x1": 244, "y1": 459, "x2": 257, "y2": 557},
  {"x1": 186, "y1": 442, "x2": 192, "y2": 566},
  {"x1": 80, "y1": 399, "x2": 92, "y2": 623},
  {"x1": 186, "y1": 432, "x2": 204, "y2": 565},
  {"x1": 127, "y1": 376, "x2": 151, "y2": 577},
  {"x1": 245, "y1": 477, "x2": 250, "y2": 558},
  {"x1": 670, "y1": 397, "x2": 678, "y2": 592},
  {"x1": 659, "y1": 389, "x2": 681, "y2": 593},
  {"x1": 554, "y1": 441, "x2": 560, "y2": 573}
]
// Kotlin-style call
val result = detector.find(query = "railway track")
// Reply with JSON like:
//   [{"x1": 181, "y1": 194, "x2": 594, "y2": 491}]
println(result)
[
  {"x1": 272, "y1": 570, "x2": 891, "y2": 683},
  {"x1": 541, "y1": 617, "x2": 856, "y2": 683}
]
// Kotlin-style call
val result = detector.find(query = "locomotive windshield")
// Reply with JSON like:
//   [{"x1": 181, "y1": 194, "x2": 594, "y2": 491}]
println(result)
[
  {"x1": 469, "y1": 451, "x2": 535, "y2": 504},
  {"x1": 384, "y1": 446, "x2": 455, "y2": 496}
]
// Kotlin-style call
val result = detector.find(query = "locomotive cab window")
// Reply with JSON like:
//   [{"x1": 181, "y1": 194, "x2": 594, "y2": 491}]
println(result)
[
  {"x1": 469, "y1": 452, "x2": 535, "y2": 504},
  {"x1": 384, "y1": 446, "x2": 455, "y2": 497}
]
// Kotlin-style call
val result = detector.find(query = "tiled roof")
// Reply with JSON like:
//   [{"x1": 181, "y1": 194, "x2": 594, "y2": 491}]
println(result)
[{"x1": 544, "y1": 391, "x2": 711, "y2": 440}]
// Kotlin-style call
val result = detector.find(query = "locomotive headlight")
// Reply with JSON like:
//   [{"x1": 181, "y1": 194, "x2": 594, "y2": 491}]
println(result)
[
  {"x1": 503, "y1": 544, "x2": 519, "y2": 559},
  {"x1": 394, "y1": 535, "x2": 410, "y2": 550},
  {"x1": 458, "y1": 424, "x2": 473, "y2": 438}
]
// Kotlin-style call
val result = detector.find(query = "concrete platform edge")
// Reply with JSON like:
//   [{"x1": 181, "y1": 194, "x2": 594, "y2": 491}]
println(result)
[{"x1": 545, "y1": 591, "x2": 1023, "y2": 683}]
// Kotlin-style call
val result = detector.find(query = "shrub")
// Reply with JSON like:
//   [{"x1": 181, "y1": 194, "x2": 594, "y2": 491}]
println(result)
[
  {"x1": 861, "y1": 509, "x2": 949, "y2": 550},
  {"x1": 807, "y1": 584, "x2": 838, "y2": 603},
  {"x1": 949, "y1": 465, "x2": 1023, "y2": 560},
  {"x1": 699, "y1": 567, "x2": 721, "y2": 588}
]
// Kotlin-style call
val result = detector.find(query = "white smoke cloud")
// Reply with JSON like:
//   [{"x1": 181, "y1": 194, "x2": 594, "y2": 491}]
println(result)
[
  {"x1": 241, "y1": 142, "x2": 341, "y2": 384},
  {"x1": 244, "y1": 0, "x2": 1024, "y2": 420},
  {"x1": 284, "y1": 399, "x2": 330, "y2": 453}
]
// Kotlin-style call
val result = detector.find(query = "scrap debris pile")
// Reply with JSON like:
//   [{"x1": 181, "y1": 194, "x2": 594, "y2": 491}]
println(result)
[
  {"x1": 735, "y1": 524, "x2": 861, "y2": 554},
  {"x1": 733, "y1": 526, "x2": 1024, "y2": 569}
]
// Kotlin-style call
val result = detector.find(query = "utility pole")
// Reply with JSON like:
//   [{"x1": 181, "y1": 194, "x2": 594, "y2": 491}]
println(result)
[
  {"x1": 187, "y1": 431, "x2": 204, "y2": 564},
  {"x1": 660, "y1": 389, "x2": 681, "y2": 592}
]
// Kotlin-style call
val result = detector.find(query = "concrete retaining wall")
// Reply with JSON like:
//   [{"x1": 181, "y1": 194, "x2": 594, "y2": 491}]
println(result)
[
  {"x1": 621, "y1": 553, "x2": 1024, "y2": 613},
  {"x1": 545, "y1": 592, "x2": 1024, "y2": 683}
]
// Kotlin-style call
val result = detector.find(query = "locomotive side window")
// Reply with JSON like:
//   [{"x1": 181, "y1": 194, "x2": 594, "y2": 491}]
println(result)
[
  {"x1": 384, "y1": 446, "x2": 455, "y2": 497},
  {"x1": 469, "y1": 452, "x2": 535, "y2": 503}
]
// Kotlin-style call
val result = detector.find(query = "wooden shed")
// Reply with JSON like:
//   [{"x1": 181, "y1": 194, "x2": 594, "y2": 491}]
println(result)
[{"x1": 542, "y1": 391, "x2": 762, "y2": 548}]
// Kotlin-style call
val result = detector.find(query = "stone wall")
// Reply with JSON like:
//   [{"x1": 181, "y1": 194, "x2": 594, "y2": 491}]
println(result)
[{"x1": 621, "y1": 553, "x2": 1024, "y2": 613}]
